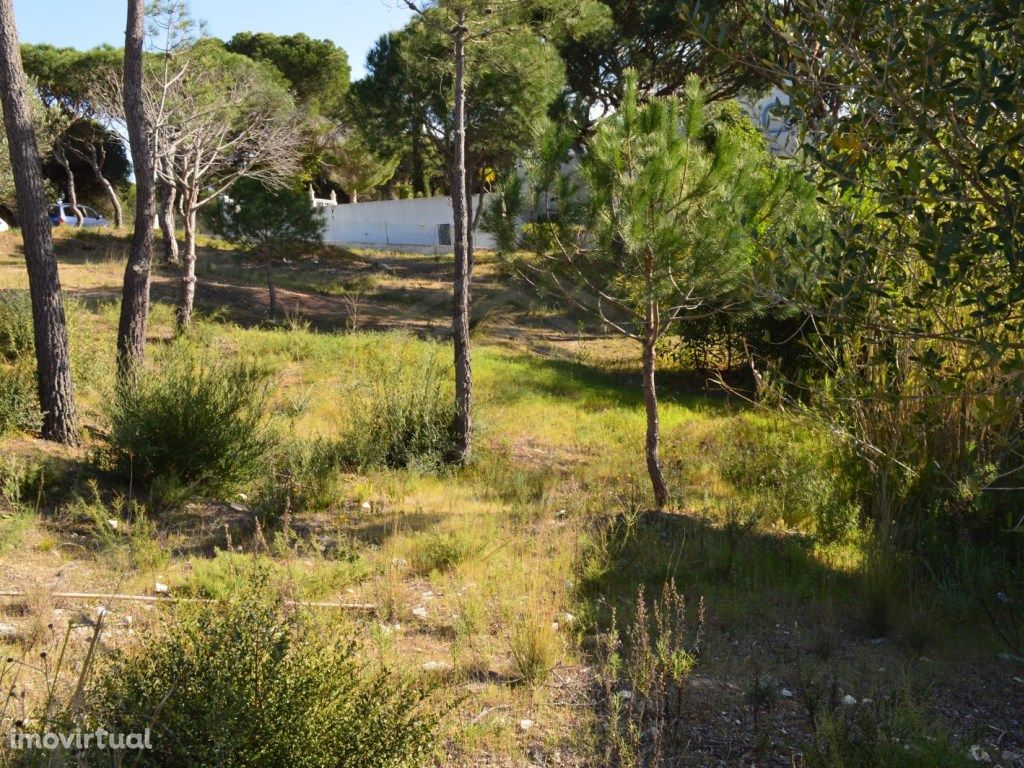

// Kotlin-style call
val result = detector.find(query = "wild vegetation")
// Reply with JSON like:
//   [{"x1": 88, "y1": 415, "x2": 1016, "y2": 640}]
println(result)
[{"x1": 0, "y1": 0, "x2": 1020, "y2": 766}]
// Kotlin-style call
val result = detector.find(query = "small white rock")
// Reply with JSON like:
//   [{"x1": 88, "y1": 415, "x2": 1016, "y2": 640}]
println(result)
[
  {"x1": 361, "y1": 501, "x2": 372, "y2": 510},
  {"x1": 841, "y1": 694, "x2": 858, "y2": 706},
  {"x1": 968, "y1": 744, "x2": 991, "y2": 763},
  {"x1": 0, "y1": 622, "x2": 18, "y2": 639},
  {"x1": 106, "y1": 518, "x2": 119, "y2": 530},
  {"x1": 518, "y1": 719, "x2": 534, "y2": 732},
  {"x1": 411, "y1": 606, "x2": 428, "y2": 620},
  {"x1": 228, "y1": 502, "x2": 249, "y2": 513},
  {"x1": 780, "y1": 688, "x2": 793, "y2": 699},
  {"x1": 617, "y1": 690, "x2": 632, "y2": 700},
  {"x1": 154, "y1": 582, "x2": 169, "y2": 594},
  {"x1": 422, "y1": 661, "x2": 449, "y2": 672}
]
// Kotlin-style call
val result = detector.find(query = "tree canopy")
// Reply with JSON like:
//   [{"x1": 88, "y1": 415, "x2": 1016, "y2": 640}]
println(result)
[{"x1": 225, "y1": 31, "x2": 350, "y2": 118}]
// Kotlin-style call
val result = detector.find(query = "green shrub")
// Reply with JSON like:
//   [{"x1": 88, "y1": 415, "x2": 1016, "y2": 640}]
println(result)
[
  {"x1": 805, "y1": 689, "x2": 972, "y2": 768},
  {"x1": 182, "y1": 551, "x2": 367, "y2": 601},
  {"x1": 0, "y1": 289, "x2": 34, "y2": 363},
  {"x1": 719, "y1": 419, "x2": 858, "y2": 541},
  {"x1": 0, "y1": 362, "x2": 40, "y2": 437},
  {"x1": 102, "y1": 346, "x2": 275, "y2": 501},
  {"x1": 408, "y1": 530, "x2": 474, "y2": 576},
  {"x1": 86, "y1": 576, "x2": 437, "y2": 767},
  {"x1": 340, "y1": 337, "x2": 457, "y2": 471},
  {"x1": 0, "y1": 291, "x2": 40, "y2": 437},
  {"x1": 254, "y1": 438, "x2": 346, "y2": 525}
]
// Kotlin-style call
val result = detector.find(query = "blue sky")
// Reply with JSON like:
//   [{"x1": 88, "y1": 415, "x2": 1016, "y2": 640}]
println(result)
[{"x1": 11, "y1": 1, "x2": 415, "y2": 80}]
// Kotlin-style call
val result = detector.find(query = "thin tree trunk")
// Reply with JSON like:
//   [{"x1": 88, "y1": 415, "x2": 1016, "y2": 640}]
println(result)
[
  {"x1": 642, "y1": 320, "x2": 669, "y2": 509},
  {"x1": 0, "y1": 0, "x2": 78, "y2": 445},
  {"x1": 117, "y1": 0, "x2": 156, "y2": 375},
  {"x1": 85, "y1": 152, "x2": 122, "y2": 228},
  {"x1": 266, "y1": 259, "x2": 277, "y2": 318},
  {"x1": 411, "y1": 126, "x2": 426, "y2": 196},
  {"x1": 54, "y1": 147, "x2": 83, "y2": 226},
  {"x1": 451, "y1": 10, "x2": 472, "y2": 463},
  {"x1": 176, "y1": 202, "x2": 197, "y2": 331},
  {"x1": 158, "y1": 171, "x2": 179, "y2": 265}
]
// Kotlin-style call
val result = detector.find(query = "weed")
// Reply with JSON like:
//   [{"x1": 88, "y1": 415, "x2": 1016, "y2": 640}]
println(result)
[
  {"x1": 596, "y1": 580, "x2": 703, "y2": 768},
  {"x1": 804, "y1": 687, "x2": 974, "y2": 768},
  {"x1": 508, "y1": 611, "x2": 561, "y2": 686},
  {"x1": 0, "y1": 290, "x2": 34, "y2": 362},
  {"x1": 408, "y1": 530, "x2": 474, "y2": 576},
  {"x1": 339, "y1": 336, "x2": 458, "y2": 471}
]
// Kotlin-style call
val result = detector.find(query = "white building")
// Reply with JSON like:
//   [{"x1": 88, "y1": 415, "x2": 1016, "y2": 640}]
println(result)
[
  {"x1": 317, "y1": 87, "x2": 797, "y2": 252},
  {"x1": 314, "y1": 191, "x2": 496, "y2": 254}
]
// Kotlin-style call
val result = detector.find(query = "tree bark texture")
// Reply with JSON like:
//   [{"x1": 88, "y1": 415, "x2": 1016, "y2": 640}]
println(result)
[
  {"x1": 0, "y1": 0, "x2": 79, "y2": 444},
  {"x1": 117, "y1": 0, "x2": 156, "y2": 374},
  {"x1": 451, "y1": 11, "x2": 472, "y2": 463},
  {"x1": 642, "y1": 316, "x2": 669, "y2": 509}
]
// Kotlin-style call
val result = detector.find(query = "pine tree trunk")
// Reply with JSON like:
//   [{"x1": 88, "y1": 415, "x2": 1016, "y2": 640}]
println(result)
[
  {"x1": 451, "y1": 11, "x2": 472, "y2": 463},
  {"x1": 117, "y1": 0, "x2": 156, "y2": 375},
  {"x1": 266, "y1": 259, "x2": 277, "y2": 318},
  {"x1": 176, "y1": 203, "x2": 197, "y2": 331},
  {"x1": 158, "y1": 166, "x2": 179, "y2": 265},
  {"x1": 0, "y1": 0, "x2": 78, "y2": 445},
  {"x1": 642, "y1": 322, "x2": 669, "y2": 509},
  {"x1": 411, "y1": 127, "x2": 426, "y2": 196}
]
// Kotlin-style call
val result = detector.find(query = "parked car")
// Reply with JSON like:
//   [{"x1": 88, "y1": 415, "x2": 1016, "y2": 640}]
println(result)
[{"x1": 49, "y1": 204, "x2": 108, "y2": 228}]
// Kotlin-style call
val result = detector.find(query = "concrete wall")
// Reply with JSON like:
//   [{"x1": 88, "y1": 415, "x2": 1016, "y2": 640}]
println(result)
[{"x1": 317, "y1": 194, "x2": 497, "y2": 254}]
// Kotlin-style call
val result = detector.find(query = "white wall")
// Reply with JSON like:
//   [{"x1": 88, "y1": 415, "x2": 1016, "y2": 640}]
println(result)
[{"x1": 317, "y1": 194, "x2": 496, "y2": 254}]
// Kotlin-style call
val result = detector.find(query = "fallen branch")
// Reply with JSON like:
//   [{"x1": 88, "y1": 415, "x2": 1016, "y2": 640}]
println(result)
[{"x1": 0, "y1": 590, "x2": 376, "y2": 612}]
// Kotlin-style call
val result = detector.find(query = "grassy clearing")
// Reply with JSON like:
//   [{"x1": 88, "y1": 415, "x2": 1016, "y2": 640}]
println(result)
[{"x1": 0, "y1": 230, "x2": 1020, "y2": 766}]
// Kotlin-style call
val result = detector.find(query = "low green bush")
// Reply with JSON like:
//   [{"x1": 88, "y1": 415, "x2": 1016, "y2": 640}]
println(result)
[
  {"x1": 719, "y1": 418, "x2": 858, "y2": 541},
  {"x1": 0, "y1": 362, "x2": 40, "y2": 437},
  {"x1": 101, "y1": 345, "x2": 275, "y2": 501},
  {"x1": 85, "y1": 575, "x2": 437, "y2": 767},
  {"x1": 0, "y1": 291, "x2": 41, "y2": 437},
  {"x1": 408, "y1": 530, "x2": 474, "y2": 576},
  {"x1": 340, "y1": 337, "x2": 457, "y2": 471},
  {"x1": 254, "y1": 438, "x2": 347, "y2": 525},
  {"x1": 805, "y1": 690, "x2": 973, "y2": 768},
  {"x1": 0, "y1": 289, "x2": 34, "y2": 362}
]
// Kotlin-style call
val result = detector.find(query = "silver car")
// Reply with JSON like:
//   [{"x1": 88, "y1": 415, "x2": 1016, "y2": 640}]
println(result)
[{"x1": 49, "y1": 204, "x2": 108, "y2": 228}]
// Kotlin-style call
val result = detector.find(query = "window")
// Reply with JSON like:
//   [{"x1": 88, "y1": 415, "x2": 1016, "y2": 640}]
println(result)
[{"x1": 437, "y1": 223, "x2": 452, "y2": 246}]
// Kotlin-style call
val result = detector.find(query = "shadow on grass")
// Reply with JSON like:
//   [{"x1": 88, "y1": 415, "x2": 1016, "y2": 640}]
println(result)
[
  {"x1": 578, "y1": 509, "x2": 859, "y2": 635},
  {"x1": 482, "y1": 351, "x2": 739, "y2": 415}
]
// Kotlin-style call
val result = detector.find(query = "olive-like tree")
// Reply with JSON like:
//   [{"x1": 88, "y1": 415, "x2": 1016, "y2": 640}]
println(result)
[
  {"x1": 0, "y1": 0, "x2": 78, "y2": 444},
  {"x1": 491, "y1": 73, "x2": 808, "y2": 507}
]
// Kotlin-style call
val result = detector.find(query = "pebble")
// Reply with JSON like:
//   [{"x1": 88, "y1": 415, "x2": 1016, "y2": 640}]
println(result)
[
  {"x1": 228, "y1": 502, "x2": 249, "y2": 513},
  {"x1": 154, "y1": 582, "x2": 169, "y2": 594},
  {"x1": 0, "y1": 623, "x2": 17, "y2": 640},
  {"x1": 411, "y1": 606, "x2": 428, "y2": 620},
  {"x1": 841, "y1": 694, "x2": 857, "y2": 706},
  {"x1": 519, "y1": 719, "x2": 534, "y2": 732},
  {"x1": 780, "y1": 688, "x2": 793, "y2": 699},
  {"x1": 968, "y1": 744, "x2": 991, "y2": 763},
  {"x1": 106, "y1": 518, "x2": 119, "y2": 530}
]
